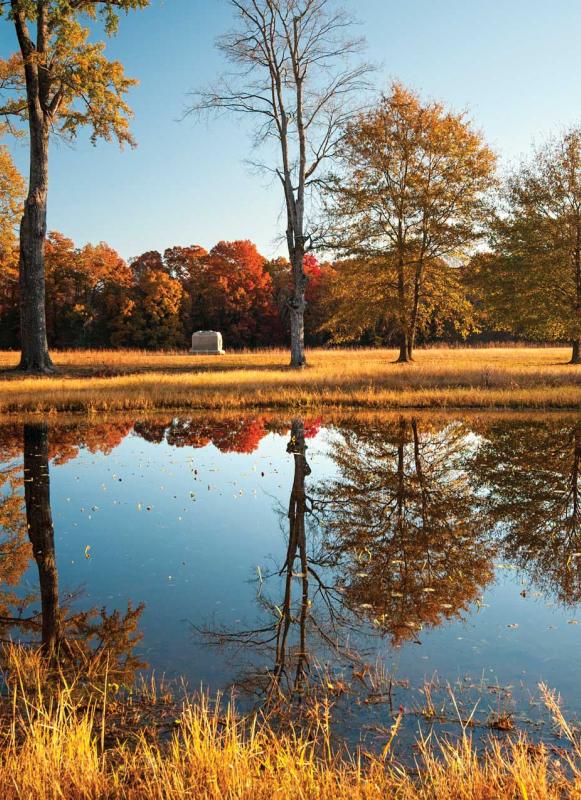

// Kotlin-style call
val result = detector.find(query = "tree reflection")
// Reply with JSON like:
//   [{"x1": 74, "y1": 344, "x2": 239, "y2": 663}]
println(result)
[
  {"x1": 0, "y1": 423, "x2": 146, "y2": 681},
  {"x1": 24, "y1": 424, "x2": 61, "y2": 651},
  {"x1": 197, "y1": 419, "x2": 352, "y2": 710},
  {"x1": 0, "y1": 459, "x2": 32, "y2": 624},
  {"x1": 475, "y1": 419, "x2": 581, "y2": 605},
  {"x1": 199, "y1": 416, "x2": 500, "y2": 716},
  {"x1": 315, "y1": 418, "x2": 496, "y2": 644}
]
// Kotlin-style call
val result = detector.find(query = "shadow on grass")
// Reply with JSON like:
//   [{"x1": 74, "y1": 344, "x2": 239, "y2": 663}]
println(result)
[{"x1": 0, "y1": 362, "x2": 306, "y2": 380}]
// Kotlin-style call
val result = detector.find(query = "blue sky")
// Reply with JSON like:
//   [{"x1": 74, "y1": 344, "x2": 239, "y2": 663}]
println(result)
[{"x1": 2, "y1": 0, "x2": 581, "y2": 260}]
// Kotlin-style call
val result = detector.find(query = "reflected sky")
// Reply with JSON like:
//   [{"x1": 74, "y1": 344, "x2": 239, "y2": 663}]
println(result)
[{"x1": 1, "y1": 414, "x2": 580, "y2": 753}]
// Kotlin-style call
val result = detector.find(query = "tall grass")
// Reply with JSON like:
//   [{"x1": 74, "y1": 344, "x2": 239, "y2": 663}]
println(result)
[
  {"x1": 0, "y1": 645, "x2": 579, "y2": 799},
  {"x1": 0, "y1": 347, "x2": 580, "y2": 413}
]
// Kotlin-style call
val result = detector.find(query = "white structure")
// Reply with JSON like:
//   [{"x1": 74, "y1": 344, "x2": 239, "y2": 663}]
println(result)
[{"x1": 190, "y1": 330, "x2": 225, "y2": 355}]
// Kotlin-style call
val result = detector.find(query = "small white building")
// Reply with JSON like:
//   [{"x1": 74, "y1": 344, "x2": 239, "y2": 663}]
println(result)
[{"x1": 190, "y1": 330, "x2": 225, "y2": 355}]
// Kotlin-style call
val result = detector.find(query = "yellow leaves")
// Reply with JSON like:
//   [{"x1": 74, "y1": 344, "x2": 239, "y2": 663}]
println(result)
[
  {"x1": 0, "y1": 146, "x2": 24, "y2": 251},
  {"x1": 3, "y1": 2, "x2": 146, "y2": 148}
]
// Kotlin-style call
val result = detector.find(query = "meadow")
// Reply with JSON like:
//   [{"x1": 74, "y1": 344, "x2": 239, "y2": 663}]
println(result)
[{"x1": 0, "y1": 346, "x2": 580, "y2": 414}]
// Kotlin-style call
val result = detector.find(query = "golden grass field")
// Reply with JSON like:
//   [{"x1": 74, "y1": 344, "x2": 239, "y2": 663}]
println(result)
[
  {"x1": 0, "y1": 346, "x2": 580, "y2": 414},
  {"x1": 0, "y1": 645, "x2": 578, "y2": 800}
]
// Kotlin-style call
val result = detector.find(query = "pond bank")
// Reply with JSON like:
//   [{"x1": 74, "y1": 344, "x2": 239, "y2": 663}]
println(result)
[{"x1": 0, "y1": 645, "x2": 578, "y2": 800}]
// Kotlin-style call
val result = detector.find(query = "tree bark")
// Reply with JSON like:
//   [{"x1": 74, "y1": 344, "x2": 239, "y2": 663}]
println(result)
[
  {"x1": 570, "y1": 225, "x2": 581, "y2": 365},
  {"x1": 18, "y1": 113, "x2": 53, "y2": 373},
  {"x1": 289, "y1": 254, "x2": 307, "y2": 368},
  {"x1": 395, "y1": 247, "x2": 413, "y2": 363},
  {"x1": 396, "y1": 330, "x2": 411, "y2": 363},
  {"x1": 23, "y1": 423, "x2": 61, "y2": 653}
]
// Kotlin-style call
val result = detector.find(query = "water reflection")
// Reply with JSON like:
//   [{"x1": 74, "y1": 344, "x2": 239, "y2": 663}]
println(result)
[
  {"x1": 197, "y1": 419, "x2": 351, "y2": 709},
  {"x1": 0, "y1": 414, "x2": 580, "y2": 741},
  {"x1": 0, "y1": 423, "x2": 146, "y2": 680},
  {"x1": 315, "y1": 418, "x2": 497, "y2": 643},
  {"x1": 24, "y1": 424, "x2": 61, "y2": 651},
  {"x1": 476, "y1": 420, "x2": 581, "y2": 604}
]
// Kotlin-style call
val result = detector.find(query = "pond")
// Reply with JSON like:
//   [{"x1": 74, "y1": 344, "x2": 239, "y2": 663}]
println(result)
[{"x1": 0, "y1": 412, "x2": 580, "y2": 756}]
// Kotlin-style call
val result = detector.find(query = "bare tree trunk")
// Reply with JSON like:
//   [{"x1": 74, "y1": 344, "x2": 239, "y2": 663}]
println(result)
[
  {"x1": 289, "y1": 252, "x2": 307, "y2": 368},
  {"x1": 18, "y1": 93, "x2": 53, "y2": 372},
  {"x1": 23, "y1": 423, "x2": 61, "y2": 653},
  {"x1": 407, "y1": 260, "x2": 425, "y2": 362},
  {"x1": 571, "y1": 339, "x2": 581, "y2": 364}
]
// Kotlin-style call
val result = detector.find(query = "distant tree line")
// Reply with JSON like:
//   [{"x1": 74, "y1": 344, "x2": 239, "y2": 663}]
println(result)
[{"x1": 0, "y1": 232, "x2": 335, "y2": 350}]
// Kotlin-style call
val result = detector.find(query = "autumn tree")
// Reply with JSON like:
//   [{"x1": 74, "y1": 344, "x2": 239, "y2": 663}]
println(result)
[
  {"x1": 80, "y1": 240, "x2": 133, "y2": 345},
  {"x1": 163, "y1": 244, "x2": 208, "y2": 337},
  {"x1": 200, "y1": 240, "x2": 279, "y2": 346},
  {"x1": 0, "y1": 0, "x2": 148, "y2": 373},
  {"x1": 44, "y1": 231, "x2": 87, "y2": 346},
  {"x1": 0, "y1": 145, "x2": 25, "y2": 346},
  {"x1": 43, "y1": 233, "x2": 132, "y2": 347},
  {"x1": 324, "y1": 83, "x2": 496, "y2": 362},
  {"x1": 193, "y1": 0, "x2": 371, "y2": 368},
  {"x1": 116, "y1": 255, "x2": 184, "y2": 349},
  {"x1": 468, "y1": 128, "x2": 581, "y2": 363},
  {"x1": 267, "y1": 253, "x2": 334, "y2": 346},
  {"x1": 0, "y1": 144, "x2": 24, "y2": 251},
  {"x1": 324, "y1": 254, "x2": 477, "y2": 349}
]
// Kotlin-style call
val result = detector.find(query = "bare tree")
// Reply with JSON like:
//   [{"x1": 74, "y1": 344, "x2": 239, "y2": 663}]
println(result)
[{"x1": 191, "y1": 0, "x2": 371, "y2": 367}]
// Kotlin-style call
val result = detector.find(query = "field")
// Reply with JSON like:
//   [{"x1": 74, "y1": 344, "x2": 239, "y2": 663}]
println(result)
[
  {"x1": 0, "y1": 347, "x2": 581, "y2": 413},
  {"x1": 0, "y1": 346, "x2": 580, "y2": 413}
]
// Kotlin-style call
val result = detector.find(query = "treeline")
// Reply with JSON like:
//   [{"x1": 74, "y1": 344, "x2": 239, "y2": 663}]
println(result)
[{"x1": 0, "y1": 234, "x2": 334, "y2": 350}]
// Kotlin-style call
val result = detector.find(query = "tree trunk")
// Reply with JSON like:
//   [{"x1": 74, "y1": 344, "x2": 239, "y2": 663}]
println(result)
[
  {"x1": 289, "y1": 250, "x2": 307, "y2": 368},
  {"x1": 395, "y1": 249, "x2": 412, "y2": 363},
  {"x1": 396, "y1": 330, "x2": 411, "y2": 363},
  {"x1": 23, "y1": 423, "x2": 61, "y2": 653},
  {"x1": 571, "y1": 226, "x2": 581, "y2": 365},
  {"x1": 18, "y1": 112, "x2": 54, "y2": 374},
  {"x1": 407, "y1": 259, "x2": 424, "y2": 363}
]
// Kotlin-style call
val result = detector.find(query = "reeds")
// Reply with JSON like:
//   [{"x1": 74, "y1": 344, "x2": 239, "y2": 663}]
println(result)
[
  {"x1": 0, "y1": 644, "x2": 579, "y2": 799},
  {"x1": 0, "y1": 347, "x2": 580, "y2": 413}
]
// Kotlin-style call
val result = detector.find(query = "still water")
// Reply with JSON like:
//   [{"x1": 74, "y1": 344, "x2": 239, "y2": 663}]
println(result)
[{"x1": 1, "y1": 413, "x2": 580, "y2": 754}]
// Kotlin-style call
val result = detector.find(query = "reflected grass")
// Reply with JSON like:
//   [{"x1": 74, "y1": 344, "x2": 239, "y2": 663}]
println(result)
[{"x1": 0, "y1": 347, "x2": 580, "y2": 413}]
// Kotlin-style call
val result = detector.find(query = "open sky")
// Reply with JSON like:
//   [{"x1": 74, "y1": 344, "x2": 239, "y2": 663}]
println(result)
[{"x1": 2, "y1": 0, "x2": 581, "y2": 261}]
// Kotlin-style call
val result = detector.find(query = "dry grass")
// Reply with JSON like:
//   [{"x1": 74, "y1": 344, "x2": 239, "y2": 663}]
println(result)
[
  {"x1": 0, "y1": 347, "x2": 580, "y2": 413},
  {"x1": 0, "y1": 645, "x2": 579, "y2": 799}
]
